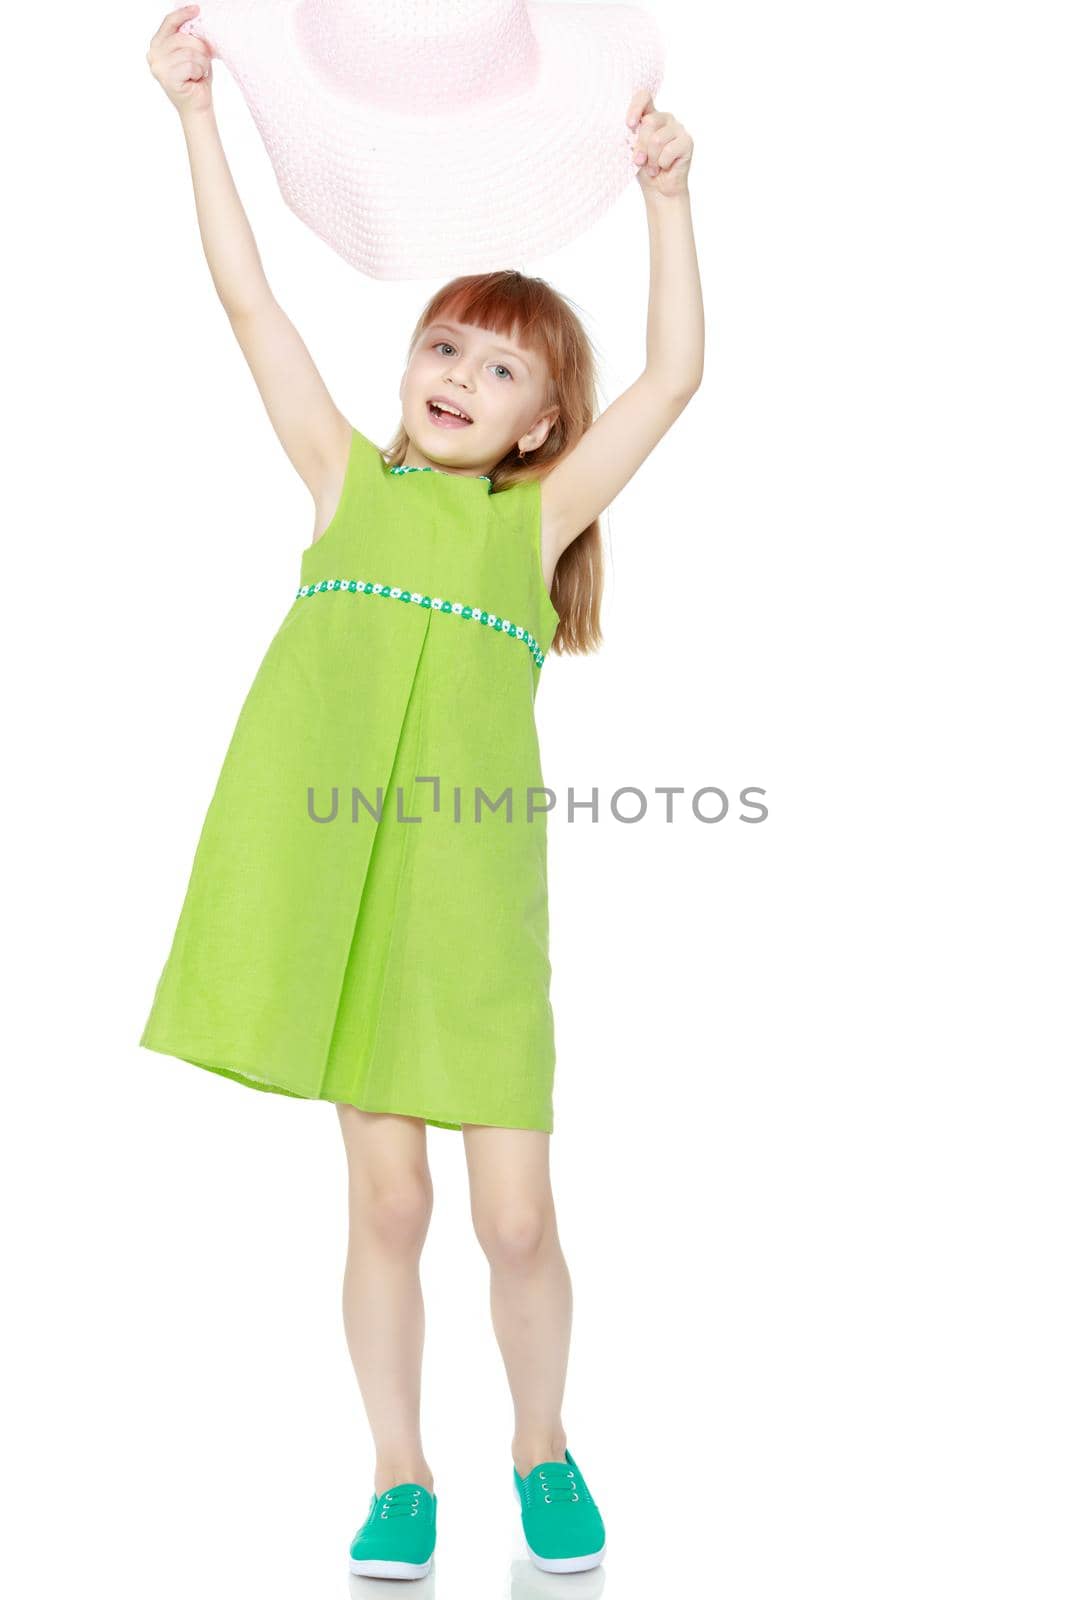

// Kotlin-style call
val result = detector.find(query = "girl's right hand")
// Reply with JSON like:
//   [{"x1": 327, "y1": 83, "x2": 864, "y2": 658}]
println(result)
[{"x1": 146, "y1": 6, "x2": 213, "y2": 117}]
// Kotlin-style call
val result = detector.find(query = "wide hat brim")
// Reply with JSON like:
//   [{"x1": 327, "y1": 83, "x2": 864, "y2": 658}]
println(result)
[{"x1": 181, "y1": 2, "x2": 665, "y2": 280}]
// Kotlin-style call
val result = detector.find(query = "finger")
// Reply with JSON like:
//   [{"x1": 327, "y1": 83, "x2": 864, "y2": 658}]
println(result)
[
  {"x1": 164, "y1": 45, "x2": 209, "y2": 81},
  {"x1": 643, "y1": 123, "x2": 675, "y2": 160},
  {"x1": 654, "y1": 134, "x2": 690, "y2": 171},
  {"x1": 633, "y1": 117, "x2": 673, "y2": 167},
  {"x1": 626, "y1": 87, "x2": 655, "y2": 128},
  {"x1": 168, "y1": 43, "x2": 207, "y2": 68},
  {"x1": 161, "y1": 41, "x2": 213, "y2": 82},
  {"x1": 166, "y1": 33, "x2": 212, "y2": 60},
  {"x1": 153, "y1": 5, "x2": 200, "y2": 44}
]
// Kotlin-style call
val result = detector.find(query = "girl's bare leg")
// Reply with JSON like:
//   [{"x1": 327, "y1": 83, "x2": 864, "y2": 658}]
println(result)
[
  {"x1": 463, "y1": 1125, "x2": 572, "y2": 1478},
  {"x1": 336, "y1": 1104, "x2": 436, "y2": 1496}
]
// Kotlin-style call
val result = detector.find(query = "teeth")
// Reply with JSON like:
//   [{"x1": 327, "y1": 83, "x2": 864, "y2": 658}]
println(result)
[{"x1": 432, "y1": 400, "x2": 470, "y2": 421}]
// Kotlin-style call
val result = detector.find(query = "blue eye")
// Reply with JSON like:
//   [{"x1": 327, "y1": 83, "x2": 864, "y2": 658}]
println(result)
[{"x1": 431, "y1": 340, "x2": 511, "y2": 379}]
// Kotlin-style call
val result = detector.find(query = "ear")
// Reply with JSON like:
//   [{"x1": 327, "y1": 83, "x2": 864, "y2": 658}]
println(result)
[{"x1": 519, "y1": 405, "x2": 561, "y2": 454}]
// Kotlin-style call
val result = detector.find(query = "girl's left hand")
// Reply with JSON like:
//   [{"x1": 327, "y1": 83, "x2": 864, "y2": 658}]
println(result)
[{"x1": 626, "y1": 91, "x2": 693, "y2": 197}]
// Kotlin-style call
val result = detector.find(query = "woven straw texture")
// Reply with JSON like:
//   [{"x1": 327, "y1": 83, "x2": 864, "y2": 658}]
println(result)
[{"x1": 179, "y1": 0, "x2": 665, "y2": 279}]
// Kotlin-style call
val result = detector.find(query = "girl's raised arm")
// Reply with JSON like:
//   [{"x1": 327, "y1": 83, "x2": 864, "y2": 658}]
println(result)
[
  {"x1": 540, "y1": 93, "x2": 704, "y2": 563},
  {"x1": 146, "y1": 5, "x2": 351, "y2": 512}
]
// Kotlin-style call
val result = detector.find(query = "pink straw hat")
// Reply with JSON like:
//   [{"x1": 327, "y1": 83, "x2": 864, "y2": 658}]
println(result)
[{"x1": 179, "y1": 0, "x2": 665, "y2": 280}]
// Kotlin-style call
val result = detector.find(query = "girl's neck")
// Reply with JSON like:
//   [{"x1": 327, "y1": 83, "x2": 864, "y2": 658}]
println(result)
[{"x1": 400, "y1": 444, "x2": 492, "y2": 479}]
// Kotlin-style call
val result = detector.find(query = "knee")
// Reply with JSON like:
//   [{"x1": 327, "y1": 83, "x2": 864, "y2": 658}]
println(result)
[
  {"x1": 361, "y1": 1176, "x2": 433, "y2": 1251},
  {"x1": 473, "y1": 1203, "x2": 551, "y2": 1269}
]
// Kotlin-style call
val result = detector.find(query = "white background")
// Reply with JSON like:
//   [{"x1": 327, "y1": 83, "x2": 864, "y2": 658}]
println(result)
[{"x1": 3, "y1": 1, "x2": 1064, "y2": 1595}]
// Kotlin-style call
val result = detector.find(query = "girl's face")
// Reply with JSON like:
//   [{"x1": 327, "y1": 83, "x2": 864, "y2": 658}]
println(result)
[{"x1": 399, "y1": 317, "x2": 559, "y2": 475}]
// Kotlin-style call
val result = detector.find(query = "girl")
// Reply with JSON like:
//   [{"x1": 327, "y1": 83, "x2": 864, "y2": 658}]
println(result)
[{"x1": 141, "y1": 4, "x2": 702, "y2": 1579}]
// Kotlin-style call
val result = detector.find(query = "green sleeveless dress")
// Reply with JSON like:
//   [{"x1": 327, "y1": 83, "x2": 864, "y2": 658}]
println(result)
[{"x1": 140, "y1": 426, "x2": 561, "y2": 1132}]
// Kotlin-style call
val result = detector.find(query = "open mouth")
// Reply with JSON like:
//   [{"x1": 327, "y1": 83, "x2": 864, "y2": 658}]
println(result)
[{"x1": 427, "y1": 399, "x2": 473, "y2": 428}]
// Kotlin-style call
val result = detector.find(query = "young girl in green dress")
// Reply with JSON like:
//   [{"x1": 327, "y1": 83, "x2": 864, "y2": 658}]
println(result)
[{"x1": 142, "y1": 4, "x2": 703, "y2": 1579}]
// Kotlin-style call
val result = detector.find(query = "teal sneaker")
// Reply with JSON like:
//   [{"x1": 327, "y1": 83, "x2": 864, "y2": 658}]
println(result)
[
  {"x1": 512, "y1": 1448, "x2": 606, "y2": 1573},
  {"x1": 348, "y1": 1481, "x2": 436, "y2": 1580}
]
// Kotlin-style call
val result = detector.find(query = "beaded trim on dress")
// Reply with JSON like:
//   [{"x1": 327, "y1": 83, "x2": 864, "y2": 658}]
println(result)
[
  {"x1": 388, "y1": 464, "x2": 492, "y2": 485},
  {"x1": 295, "y1": 578, "x2": 547, "y2": 668}
]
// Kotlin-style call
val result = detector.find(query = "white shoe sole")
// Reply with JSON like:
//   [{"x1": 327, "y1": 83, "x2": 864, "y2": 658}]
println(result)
[
  {"x1": 511, "y1": 1478, "x2": 606, "y2": 1573},
  {"x1": 348, "y1": 1553, "x2": 434, "y2": 1580}
]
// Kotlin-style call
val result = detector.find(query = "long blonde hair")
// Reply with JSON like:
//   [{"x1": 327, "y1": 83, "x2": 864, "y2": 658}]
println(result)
[{"x1": 381, "y1": 269, "x2": 604, "y2": 655}]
